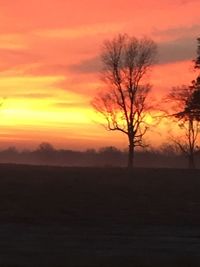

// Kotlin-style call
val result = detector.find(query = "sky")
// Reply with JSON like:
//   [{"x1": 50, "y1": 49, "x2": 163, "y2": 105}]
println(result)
[{"x1": 0, "y1": 0, "x2": 199, "y2": 150}]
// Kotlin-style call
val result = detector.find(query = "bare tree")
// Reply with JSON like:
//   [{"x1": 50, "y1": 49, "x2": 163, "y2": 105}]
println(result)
[
  {"x1": 92, "y1": 34, "x2": 157, "y2": 168},
  {"x1": 167, "y1": 83, "x2": 200, "y2": 169},
  {"x1": 166, "y1": 37, "x2": 200, "y2": 169}
]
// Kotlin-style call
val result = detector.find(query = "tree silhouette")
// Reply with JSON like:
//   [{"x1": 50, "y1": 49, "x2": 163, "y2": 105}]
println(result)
[
  {"x1": 186, "y1": 78, "x2": 200, "y2": 118},
  {"x1": 194, "y1": 37, "x2": 200, "y2": 69},
  {"x1": 92, "y1": 34, "x2": 157, "y2": 168},
  {"x1": 168, "y1": 85, "x2": 200, "y2": 169},
  {"x1": 167, "y1": 37, "x2": 200, "y2": 169},
  {"x1": 190, "y1": 36, "x2": 200, "y2": 119}
]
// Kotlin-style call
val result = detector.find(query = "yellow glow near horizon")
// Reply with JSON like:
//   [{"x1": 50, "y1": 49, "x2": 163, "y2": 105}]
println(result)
[
  {"x1": 0, "y1": 76, "x2": 108, "y2": 130},
  {"x1": 0, "y1": 98, "x2": 94, "y2": 126}
]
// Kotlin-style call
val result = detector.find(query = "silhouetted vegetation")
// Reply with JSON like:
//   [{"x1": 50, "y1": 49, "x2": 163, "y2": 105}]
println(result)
[
  {"x1": 1, "y1": 142, "x2": 200, "y2": 168},
  {"x1": 194, "y1": 37, "x2": 200, "y2": 69},
  {"x1": 167, "y1": 84, "x2": 200, "y2": 168},
  {"x1": 92, "y1": 34, "x2": 157, "y2": 168},
  {"x1": 166, "y1": 37, "x2": 200, "y2": 169},
  {"x1": 90, "y1": 34, "x2": 200, "y2": 169}
]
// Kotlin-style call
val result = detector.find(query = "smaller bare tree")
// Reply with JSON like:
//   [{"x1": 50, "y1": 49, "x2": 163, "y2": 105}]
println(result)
[
  {"x1": 167, "y1": 83, "x2": 200, "y2": 169},
  {"x1": 92, "y1": 34, "x2": 157, "y2": 168},
  {"x1": 166, "y1": 36, "x2": 200, "y2": 169}
]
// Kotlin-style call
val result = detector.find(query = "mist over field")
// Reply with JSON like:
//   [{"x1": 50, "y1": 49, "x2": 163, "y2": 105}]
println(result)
[{"x1": 0, "y1": 143, "x2": 199, "y2": 168}]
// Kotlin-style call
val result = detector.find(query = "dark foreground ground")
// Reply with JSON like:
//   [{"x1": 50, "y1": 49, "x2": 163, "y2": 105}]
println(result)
[{"x1": 0, "y1": 165, "x2": 200, "y2": 266}]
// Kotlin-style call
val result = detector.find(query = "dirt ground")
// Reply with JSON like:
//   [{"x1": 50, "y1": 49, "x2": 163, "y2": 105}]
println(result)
[{"x1": 0, "y1": 165, "x2": 200, "y2": 266}]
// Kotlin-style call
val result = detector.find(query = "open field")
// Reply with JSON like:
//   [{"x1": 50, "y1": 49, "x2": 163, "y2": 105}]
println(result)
[{"x1": 0, "y1": 165, "x2": 200, "y2": 266}]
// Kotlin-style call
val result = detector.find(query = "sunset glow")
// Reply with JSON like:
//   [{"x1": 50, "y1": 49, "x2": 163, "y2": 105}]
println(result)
[{"x1": 0, "y1": 0, "x2": 199, "y2": 150}]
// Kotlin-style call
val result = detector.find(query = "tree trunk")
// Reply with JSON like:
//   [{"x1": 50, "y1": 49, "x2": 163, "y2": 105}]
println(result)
[
  {"x1": 188, "y1": 153, "x2": 195, "y2": 169},
  {"x1": 128, "y1": 139, "x2": 134, "y2": 169}
]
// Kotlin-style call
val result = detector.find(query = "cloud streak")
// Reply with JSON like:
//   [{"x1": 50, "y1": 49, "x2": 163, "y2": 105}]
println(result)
[
  {"x1": 158, "y1": 36, "x2": 196, "y2": 64},
  {"x1": 66, "y1": 36, "x2": 197, "y2": 75}
]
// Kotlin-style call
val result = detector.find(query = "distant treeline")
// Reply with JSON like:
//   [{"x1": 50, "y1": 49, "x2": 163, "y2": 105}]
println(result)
[{"x1": 0, "y1": 142, "x2": 200, "y2": 168}]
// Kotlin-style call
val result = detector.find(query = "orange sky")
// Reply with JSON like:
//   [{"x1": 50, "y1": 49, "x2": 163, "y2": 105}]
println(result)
[{"x1": 0, "y1": 0, "x2": 199, "y2": 150}]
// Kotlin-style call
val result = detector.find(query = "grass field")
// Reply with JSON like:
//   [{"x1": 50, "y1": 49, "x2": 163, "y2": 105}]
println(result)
[{"x1": 0, "y1": 164, "x2": 200, "y2": 266}]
